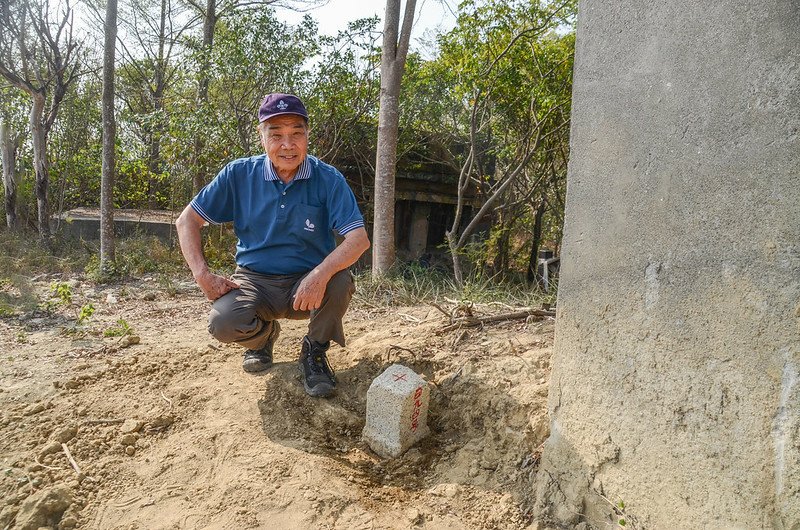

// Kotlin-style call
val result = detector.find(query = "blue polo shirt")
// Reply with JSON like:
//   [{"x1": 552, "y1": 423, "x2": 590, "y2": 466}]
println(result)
[{"x1": 190, "y1": 155, "x2": 365, "y2": 275}]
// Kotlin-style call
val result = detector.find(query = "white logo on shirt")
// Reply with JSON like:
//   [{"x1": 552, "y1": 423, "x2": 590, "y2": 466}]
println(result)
[
  {"x1": 277, "y1": 100, "x2": 288, "y2": 110},
  {"x1": 304, "y1": 219, "x2": 315, "y2": 232}
]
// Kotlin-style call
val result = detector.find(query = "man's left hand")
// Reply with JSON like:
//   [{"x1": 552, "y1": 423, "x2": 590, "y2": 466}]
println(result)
[{"x1": 293, "y1": 269, "x2": 331, "y2": 311}]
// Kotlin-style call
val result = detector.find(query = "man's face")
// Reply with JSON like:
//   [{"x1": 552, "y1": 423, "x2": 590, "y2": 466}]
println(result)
[{"x1": 260, "y1": 114, "x2": 308, "y2": 176}]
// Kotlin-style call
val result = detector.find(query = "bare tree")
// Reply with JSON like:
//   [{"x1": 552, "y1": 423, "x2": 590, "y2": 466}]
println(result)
[
  {"x1": 100, "y1": 0, "x2": 118, "y2": 274},
  {"x1": 0, "y1": 0, "x2": 81, "y2": 240},
  {"x1": 371, "y1": 0, "x2": 416, "y2": 275}
]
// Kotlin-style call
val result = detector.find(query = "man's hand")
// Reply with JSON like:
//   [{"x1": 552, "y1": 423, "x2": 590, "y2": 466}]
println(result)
[
  {"x1": 195, "y1": 271, "x2": 240, "y2": 301},
  {"x1": 292, "y1": 269, "x2": 331, "y2": 311}
]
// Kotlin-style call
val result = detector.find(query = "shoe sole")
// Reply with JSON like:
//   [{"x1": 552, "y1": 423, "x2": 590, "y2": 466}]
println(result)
[
  {"x1": 242, "y1": 358, "x2": 273, "y2": 373},
  {"x1": 302, "y1": 379, "x2": 336, "y2": 398},
  {"x1": 299, "y1": 363, "x2": 336, "y2": 397}
]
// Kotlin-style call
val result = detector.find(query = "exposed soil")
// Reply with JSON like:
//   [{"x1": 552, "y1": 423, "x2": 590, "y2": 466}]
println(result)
[{"x1": 0, "y1": 275, "x2": 554, "y2": 530}]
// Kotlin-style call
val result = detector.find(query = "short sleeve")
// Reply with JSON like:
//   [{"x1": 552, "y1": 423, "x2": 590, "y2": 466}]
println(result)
[
  {"x1": 327, "y1": 173, "x2": 364, "y2": 236},
  {"x1": 190, "y1": 164, "x2": 235, "y2": 225}
]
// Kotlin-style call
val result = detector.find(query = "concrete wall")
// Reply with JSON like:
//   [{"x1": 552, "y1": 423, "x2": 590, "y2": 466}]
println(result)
[{"x1": 535, "y1": 1, "x2": 799, "y2": 528}]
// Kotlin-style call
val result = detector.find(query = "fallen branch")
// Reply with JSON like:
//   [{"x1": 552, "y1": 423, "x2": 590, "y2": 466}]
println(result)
[
  {"x1": 386, "y1": 344, "x2": 417, "y2": 362},
  {"x1": 160, "y1": 391, "x2": 173, "y2": 409},
  {"x1": 430, "y1": 302, "x2": 452, "y2": 321},
  {"x1": 451, "y1": 329, "x2": 469, "y2": 351},
  {"x1": 397, "y1": 312, "x2": 422, "y2": 323},
  {"x1": 437, "y1": 309, "x2": 555, "y2": 334},
  {"x1": 61, "y1": 443, "x2": 82, "y2": 476}
]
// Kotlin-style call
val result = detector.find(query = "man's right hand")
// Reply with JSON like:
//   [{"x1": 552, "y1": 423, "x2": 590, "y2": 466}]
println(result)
[
  {"x1": 176, "y1": 205, "x2": 239, "y2": 301},
  {"x1": 195, "y1": 271, "x2": 240, "y2": 301}
]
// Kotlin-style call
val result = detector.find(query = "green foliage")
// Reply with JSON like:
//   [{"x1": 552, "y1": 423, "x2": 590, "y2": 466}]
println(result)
[
  {"x1": 77, "y1": 303, "x2": 95, "y2": 324},
  {"x1": 85, "y1": 235, "x2": 186, "y2": 280},
  {"x1": 49, "y1": 281, "x2": 73, "y2": 305},
  {"x1": 104, "y1": 318, "x2": 133, "y2": 337},
  {"x1": 0, "y1": 302, "x2": 15, "y2": 317},
  {"x1": 202, "y1": 226, "x2": 237, "y2": 276},
  {"x1": 1, "y1": 0, "x2": 577, "y2": 288},
  {"x1": 354, "y1": 261, "x2": 552, "y2": 308}
]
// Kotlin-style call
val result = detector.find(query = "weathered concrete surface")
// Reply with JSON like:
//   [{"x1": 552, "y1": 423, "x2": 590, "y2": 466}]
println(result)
[
  {"x1": 535, "y1": 1, "x2": 799, "y2": 528},
  {"x1": 362, "y1": 364, "x2": 430, "y2": 458}
]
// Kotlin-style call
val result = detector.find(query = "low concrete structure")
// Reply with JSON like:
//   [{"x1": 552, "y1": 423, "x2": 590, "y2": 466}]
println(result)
[
  {"x1": 53, "y1": 208, "x2": 177, "y2": 242},
  {"x1": 362, "y1": 364, "x2": 430, "y2": 458}
]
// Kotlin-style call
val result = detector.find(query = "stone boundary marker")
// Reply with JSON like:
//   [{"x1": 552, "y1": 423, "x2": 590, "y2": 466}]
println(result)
[{"x1": 362, "y1": 364, "x2": 430, "y2": 458}]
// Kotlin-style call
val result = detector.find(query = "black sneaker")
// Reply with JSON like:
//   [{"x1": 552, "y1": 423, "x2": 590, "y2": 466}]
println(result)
[
  {"x1": 299, "y1": 336, "x2": 336, "y2": 397},
  {"x1": 242, "y1": 321, "x2": 281, "y2": 373}
]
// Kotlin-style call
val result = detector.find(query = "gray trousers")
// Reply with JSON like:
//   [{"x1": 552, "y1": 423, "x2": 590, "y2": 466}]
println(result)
[{"x1": 208, "y1": 267, "x2": 355, "y2": 349}]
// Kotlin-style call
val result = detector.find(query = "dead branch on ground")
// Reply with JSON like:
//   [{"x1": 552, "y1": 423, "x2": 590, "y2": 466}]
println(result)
[{"x1": 436, "y1": 308, "x2": 555, "y2": 334}]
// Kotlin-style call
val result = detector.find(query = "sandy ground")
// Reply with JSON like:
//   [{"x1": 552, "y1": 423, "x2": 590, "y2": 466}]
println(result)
[{"x1": 0, "y1": 275, "x2": 554, "y2": 530}]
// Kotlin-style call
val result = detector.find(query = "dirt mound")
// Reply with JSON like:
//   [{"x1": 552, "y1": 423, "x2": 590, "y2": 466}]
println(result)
[{"x1": 0, "y1": 277, "x2": 554, "y2": 529}]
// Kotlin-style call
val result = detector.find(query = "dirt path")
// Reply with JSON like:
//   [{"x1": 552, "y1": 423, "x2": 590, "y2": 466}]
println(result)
[{"x1": 0, "y1": 277, "x2": 554, "y2": 529}]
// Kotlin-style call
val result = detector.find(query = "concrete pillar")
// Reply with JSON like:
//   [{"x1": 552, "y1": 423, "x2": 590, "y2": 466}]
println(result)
[
  {"x1": 535, "y1": 1, "x2": 799, "y2": 529},
  {"x1": 408, "y1": 202, "x2": 431, "y2": 259}
]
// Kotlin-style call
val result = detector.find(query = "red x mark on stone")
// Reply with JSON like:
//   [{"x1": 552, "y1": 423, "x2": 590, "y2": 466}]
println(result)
[{"x1": 393, "y1": 373, "x2": 407, "y2": 382}]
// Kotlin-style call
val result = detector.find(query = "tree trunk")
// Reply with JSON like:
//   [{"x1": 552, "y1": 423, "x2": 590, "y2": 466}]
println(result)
[
  {"x1": 373, "y1": 66, "x2": 401, "y2": 273},
  {"x1": 447, "y1": 229, "x2": 463, "y2": 286},
  {"x1": 527, "y1": 196, "x2": 547, "y2": 284},
  {"x1": 372, "y1": 0, "x2": 416, "y2": 275},
  {"x1": 148, "y1": 0, "x2": 167, "y2": 209},
  {"x1": 192, "y1": 0, "x2": 217, "y2": 195},
  {"x1": 1, "y1": 119, "x2": 19, "y2": 230},
  {"x1": 100, "y1": 0, "x2": 118, "y2": 272},
  {"x1": 30, "y1": 93, "x2": 50, "y2": 240}
]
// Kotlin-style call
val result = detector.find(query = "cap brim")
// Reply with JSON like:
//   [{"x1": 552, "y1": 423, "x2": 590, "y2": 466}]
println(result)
[{"x1": 259, "y1": 111, "x2": 309, "y2": 123}]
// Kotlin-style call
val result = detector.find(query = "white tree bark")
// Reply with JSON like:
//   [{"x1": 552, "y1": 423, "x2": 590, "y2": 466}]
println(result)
[{"x1": 1, "y1": 119, "x2": 19, "y2": 230}]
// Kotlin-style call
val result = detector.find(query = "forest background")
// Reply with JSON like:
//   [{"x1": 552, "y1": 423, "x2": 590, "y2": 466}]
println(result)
[{"x1": 0, "y1": 0, "x2": 576, "y2": 286}]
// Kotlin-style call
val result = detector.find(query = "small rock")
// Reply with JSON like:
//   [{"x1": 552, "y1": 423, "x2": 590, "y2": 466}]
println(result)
[
  {"x1": 404, "y1": 448, "x2": 423, "y2": 462},
  {"x1": 119, "y1": 434, "x2": 137, "y2": 446},
  {"x1": 0, "y1": 506, "x2": 18, "y2": 529},
  {"x1": 120, "y1": 336, "x2": 140, "y2": 348},
  {"x1": 405, "y1": 507, "x2": 421, "y2": 524},
  {"x1": 105, "y1": 293, "x2": 118, "y2": 305},
  {"x1": 141, "y1": 291, "x2": 157, "y2": 301},
  {"x1": 54, "y1": 426, "x2": 78, "y2": 444},
  {"x1": 60, "y1": 515, "x2": 78, "y2": 528},
  {"x1": 119, "y1": 419, "x2": 142, "y2": 434},
  {"x1": 125, "y1": 446, "x2": 136, "y2": 456},
  {"x1": 24, "y1": 403, "x2": 46, "y2": 416},
  {"x1": 14, "y1": 485, "x2": 71, "y2": 530},
  {"x1": 52, "y1": 381, "x2": 62, "y2": 389},
  {"x1": 63, "y1": 380, "x2": 79, "y2": 390},
  {"x1": 147, "y1": 414, "x2": 175, "y2": 430},
  {"x1": 38, "y1": 442, "x2": 62, "y2": 461}
]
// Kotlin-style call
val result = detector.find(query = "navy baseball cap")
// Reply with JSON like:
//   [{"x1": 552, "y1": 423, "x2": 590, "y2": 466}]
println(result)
[{"x1": 258, "y1": 93, "x2": 308, "y2": 123}]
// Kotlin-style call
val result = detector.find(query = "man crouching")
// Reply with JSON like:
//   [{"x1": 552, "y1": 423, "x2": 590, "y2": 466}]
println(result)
[{"x1": 176, "y1": 93, "x2": 370, "y2": 398}]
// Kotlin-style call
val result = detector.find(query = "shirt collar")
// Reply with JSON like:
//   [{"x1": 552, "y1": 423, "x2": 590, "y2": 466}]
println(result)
[{"x1": 264, "y1": 156, "x2": 311, "y2": 182}]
